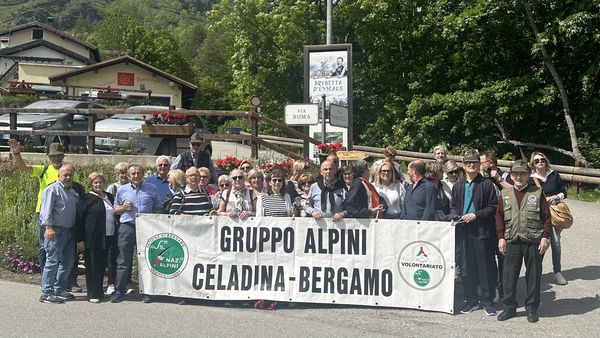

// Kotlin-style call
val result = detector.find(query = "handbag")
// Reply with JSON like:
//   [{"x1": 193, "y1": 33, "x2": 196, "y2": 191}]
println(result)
[{"x1": 532, "y1": 177, "x2": 573, "y2": 230}]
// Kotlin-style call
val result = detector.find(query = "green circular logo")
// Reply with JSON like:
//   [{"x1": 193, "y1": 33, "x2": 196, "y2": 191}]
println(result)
[
  {"x1": 413, "y1": 269, "x2": 430, "y2": 287},
  {"x1": 146, "y1": 233, "x2": 188, "y2": 279}
]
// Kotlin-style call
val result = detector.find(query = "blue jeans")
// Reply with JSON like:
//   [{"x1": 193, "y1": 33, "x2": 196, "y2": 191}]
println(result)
[
  {"x1": 550, "y1": 227, "x2": 562, "y2": 273},
  {"x1": 116, "y1": 222, "x2": 136, "y2": 294},
  {"x1": 41, "y1": 227, "x2": 75, "y2": 296}
]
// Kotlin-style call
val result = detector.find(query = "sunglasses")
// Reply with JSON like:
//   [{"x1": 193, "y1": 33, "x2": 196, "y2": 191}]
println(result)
[
  {"x1": 271, "y1": 178, "x2": 283, "y2": 183},
  {"x1": 342, "y1": 172, "x2": 353, "y2": 176},
  {"x1": 533, "y1": 158, "x2": 547, "y2": 164},
  {"x1": 241, "y1": 166, "x2": 252, "y2": 171},
  {"x1": 464, "y1": 162, "x2": 479, "y2": 166},
  {"x1": 232, "y1": 175, "x2": 244, "y2": 181},
  {"x1": 380, "y1": 170, "x2": 391, "y2": 174},
  {"x1": 191, "y1": 143, "x2": 202, "y2": 147},
  {"x1": 300, "y1": 182, "x2": 312, "y2": 186},
  {"x1": 447, "y1": 170, "x2": 458, "y2": 175},
  {"x1": 220, "y1": 183, "x2": 230, "y2": 188},
  {"x1": 157, "y1": 163, "x2": 169, "y2": 167}
]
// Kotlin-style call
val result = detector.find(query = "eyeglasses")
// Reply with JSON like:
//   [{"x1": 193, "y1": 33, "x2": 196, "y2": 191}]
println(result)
[
  {"x1": 232, "y1": 175, "x2": 244, "y2": 181},
  {"x1": 220, "y1": 183, "x2": 230, "y2": 188},
  {"x1": 343, "y1": 172, "x2": 353, "y2": 176},
  {"x1": 447, "y1": 170, "x2": 458, "y2": 175},
  {"x1": 157, "y1": 163, "x2": 169, "y2": 167},
  {"x1": 186, "y1": 174, "x2": 199, "y2": 178},
  {"x1": 241, "y1": 166, "x2": 252, "y2": 171},
  {"x1": 464, "y1": 162, "x2": 479, "y2": 166},
  {"x1": 191, "y1": 143, "x2": 202, "y2": 147},
  {"x1": 533, "y1": 158, "x2": 547, "y2": 164},
  {"x1": 271, "y1": 178, "x2": 283, "y2": 183},
  {"x1": 198, "y1": 175, "x2": 209, "y2": 179}
]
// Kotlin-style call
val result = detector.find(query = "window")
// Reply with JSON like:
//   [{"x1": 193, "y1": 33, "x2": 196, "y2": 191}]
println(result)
[{"x1": 32, "y1": 29, "x2": 43, "y2": 39}]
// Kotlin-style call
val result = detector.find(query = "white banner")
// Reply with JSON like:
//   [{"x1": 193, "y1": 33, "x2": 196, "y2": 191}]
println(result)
[{"x1": 136, "y1": 214, "x2": 455, "y2": 313}]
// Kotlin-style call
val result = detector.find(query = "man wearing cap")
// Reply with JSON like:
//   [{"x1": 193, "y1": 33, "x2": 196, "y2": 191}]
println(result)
[
  {"x1": 448, "y1": 149, "x2": 499, "y2": 316},
  {"x1": 170, "y1": 132, "x2": 217, "y2": 183},
  {"x1": 496, "y1": 160, "x2": 551, "y2": 323},
  {"x1": 8, "y1": 140, "x2": 83, "y2": 291}
]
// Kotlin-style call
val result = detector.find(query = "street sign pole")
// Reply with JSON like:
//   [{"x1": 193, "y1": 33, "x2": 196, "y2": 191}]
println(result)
[{"x1": 321, "y1": 94, "x2": 327, "y2": 145}]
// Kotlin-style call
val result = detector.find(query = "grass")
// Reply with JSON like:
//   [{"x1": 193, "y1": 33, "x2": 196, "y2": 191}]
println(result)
[{"x1": 567, "y1": 184, "x2": 600, "y2": 204}]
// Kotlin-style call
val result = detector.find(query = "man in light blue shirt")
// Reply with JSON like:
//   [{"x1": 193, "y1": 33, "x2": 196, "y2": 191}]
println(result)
[
  {"x1": 111, "y1": 164, "x2": 161, "y2": 303},
  {"x1": 145, "y1": 155, "x2": 171, "y2": 202},
  {"x1": 39, "y1": 164, "x2": 79, "y2": 304}
]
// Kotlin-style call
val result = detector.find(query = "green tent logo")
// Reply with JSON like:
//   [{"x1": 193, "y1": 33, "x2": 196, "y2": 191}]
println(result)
[
  {"x1": 146, "y1": 233, "x2": 188, "y2": 279},
  {"x1": 413, "y1": 269, "x2": 430, "y2": 287}
]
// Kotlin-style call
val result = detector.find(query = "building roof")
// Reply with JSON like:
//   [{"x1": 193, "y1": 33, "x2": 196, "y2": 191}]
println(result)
[
  {"x1": 48, "y1": 55, "x2": 197, "y2": 90},
  {"x1": 0, "y1": 21, "x2": 97, "y2": 50},
  {"x1": 0, "y1": 39, "x2": 94, "y2": 64}
]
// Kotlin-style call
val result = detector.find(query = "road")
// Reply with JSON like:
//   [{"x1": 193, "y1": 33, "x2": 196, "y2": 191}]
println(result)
[{"x1": 1, "y1": 199, "x2": 598, "y2": 337}]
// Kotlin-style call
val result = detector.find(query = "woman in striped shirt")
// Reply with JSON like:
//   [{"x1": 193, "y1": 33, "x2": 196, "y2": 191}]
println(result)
[{"x1": 256, "y1": 168, "x2": 293, "y2": 217}]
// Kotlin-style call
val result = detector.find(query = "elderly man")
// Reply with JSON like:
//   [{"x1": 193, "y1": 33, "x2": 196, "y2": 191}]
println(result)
[
  {"x1": 496, "y1": 160, "x2": 551, "y2": 323},
  {"x1": 169, "y1": 167, "x2": 214, "y2": 215},
  {"x1": 433, "y1": 145, "x2": 448, "y2": 164},
  {"x1": 38, "y1": 164, "x2": 80, "y2": 303},
  {"x1": 171, "y1": 132, "x2": 217, "y2": 183},
  {"x1": 305, "y1": 160, "x2": 347, "y2": 221},
  {"x1": 448, "y1": 149, "x2": 499, "y2": 316},
  {"x1": 146, "y1": 155, "x2": 171, "y2": 202},
  {"x1": 111, "y1": 164, "x2": 162, "y2": 304},
  {"x1": 403, "y1": 160, "x2": 436, "y2": 221}
]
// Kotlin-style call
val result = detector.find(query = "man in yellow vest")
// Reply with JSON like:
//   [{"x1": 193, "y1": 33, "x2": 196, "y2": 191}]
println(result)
[{"x1": 496, "y1": 160, "x2": 551, "y2": 323}]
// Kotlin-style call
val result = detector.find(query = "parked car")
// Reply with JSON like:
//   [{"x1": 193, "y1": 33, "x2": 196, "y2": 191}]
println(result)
[
  {"x1": 0, "y1": 100, "x2": 107, "y2": 152},
  {"x1": 94, "y1": 105, "x2": 212, "y2": 156}
]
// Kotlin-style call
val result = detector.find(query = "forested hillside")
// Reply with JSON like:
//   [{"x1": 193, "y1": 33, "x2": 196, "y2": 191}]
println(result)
[{"x1": 1, "y1": 0, "x2": 598, "y2": 166}]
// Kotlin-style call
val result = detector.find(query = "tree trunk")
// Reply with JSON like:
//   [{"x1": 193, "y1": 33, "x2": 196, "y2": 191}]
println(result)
[{"x1": 522, "y1": 1, "x2": 587, "y2": 166}]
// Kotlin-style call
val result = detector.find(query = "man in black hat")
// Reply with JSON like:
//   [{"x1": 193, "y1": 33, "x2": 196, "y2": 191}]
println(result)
[
  {"x1": 496, "y1": 160, "x2": 551, "y2": 323},
  {"x1": 448, "y1": 149, "x2": 499, "y2": 316},
  {"x1": 170, "y1": 132, "x2": 217, "y2": 183}
]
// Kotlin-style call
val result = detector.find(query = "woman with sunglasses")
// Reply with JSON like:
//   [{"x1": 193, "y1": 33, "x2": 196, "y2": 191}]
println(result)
[
  {"x1": 218, "y1": 169, "x2": 255, "y2": 219},
  {"x1": 293, "y1": 172, "x2": 315, "y2": 217},
  {"x1": 256, "y1": 168, "x2": 293, "y2": 217},
  {"x1": 286, "y1": 159, "x2": 310, "y2": 201},
  {"x1": 373, "y1": 162, "x2": 406, "y2": 219},
  {"x1": 214, "y1": 175, "x2": 231, "y2": 209},
  {"x1": 442, "y1": 160, "x2": 460, "y2": 202},
  {"x1": 197, "y1": 166, "x2": 218, "y2": 196},
  {"x1": 529, "y1": 151, "x2": 568, "y2": 285}
]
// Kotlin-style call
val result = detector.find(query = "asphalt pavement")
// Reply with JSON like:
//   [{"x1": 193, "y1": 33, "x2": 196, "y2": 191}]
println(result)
[{"x1": 1, "y1": 199, "x2": 598, "y2": 337}]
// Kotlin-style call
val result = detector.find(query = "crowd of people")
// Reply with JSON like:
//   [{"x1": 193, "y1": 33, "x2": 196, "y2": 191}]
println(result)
[{"x1": 7, "y1": 135, "x2": 570, "y2": 322}]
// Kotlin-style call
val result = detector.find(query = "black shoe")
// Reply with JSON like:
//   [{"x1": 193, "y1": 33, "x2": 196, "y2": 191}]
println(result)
[
  {"x1": 110, "y1": 292, "x2": 125, "y2": 303},
  {"x1": 39, "y1": 294, "x2": 64, "y2": 304},
  {"x1": 483, "y1": 302, "x2": 497, "y2": 316},
  {"x1": 526, "y1": 308, "x2": 539, "y2": 323},
  {"x1": 55, "y1": 291, "x2": 76, "y2": 301},
  {"x1": 142, "y1": 295, "x2": 153, "y2": 303},
  {"x1": 460, "y1": 300, "x2": 479, "y2": 314},
  {"x1": 497, "y1": 308, "x2": 517, "y2": 321}
]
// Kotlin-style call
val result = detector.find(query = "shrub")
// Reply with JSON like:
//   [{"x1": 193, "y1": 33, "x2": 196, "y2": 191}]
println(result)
[{"x1": 2, "y1": 244, "x2": 40, "y2": 273}]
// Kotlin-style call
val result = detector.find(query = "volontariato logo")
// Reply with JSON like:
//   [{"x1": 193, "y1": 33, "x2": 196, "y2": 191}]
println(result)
[
  {"x1": 146, "y1": 233, "x2": 189, "y2": 279},
  {"x1": 397, "y1": 241, "x2": 447, "y2": 291}
]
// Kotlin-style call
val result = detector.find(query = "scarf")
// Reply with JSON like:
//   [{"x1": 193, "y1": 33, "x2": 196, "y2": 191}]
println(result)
[
  {"x1": 317, "y1": 179, "x2": 344, "y2": 212},
  {"x1": 360, "y1": 177, "x2": 380, "y2": 209}
]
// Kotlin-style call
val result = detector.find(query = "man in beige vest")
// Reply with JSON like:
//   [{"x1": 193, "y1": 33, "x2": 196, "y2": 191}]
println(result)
[{"x1": 495, "y1": 160, "x2": 551, "y2": 323}]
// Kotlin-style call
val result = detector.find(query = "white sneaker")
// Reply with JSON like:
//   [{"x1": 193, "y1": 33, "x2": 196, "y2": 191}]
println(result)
[
  {"x1": 555, "y1": 272, "x2": 567, "y2": 285},
  {"x1": 105, "y1": 284, "x2": 115, "y2": 295},
  {"x1": 89, "y1": 298, "x2": 100, "y2": 304}
]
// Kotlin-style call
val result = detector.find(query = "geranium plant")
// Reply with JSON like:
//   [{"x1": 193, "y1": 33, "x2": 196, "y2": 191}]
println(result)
[
  {"x1": 317, "y1": 143, "x2": 343, "y2": 154},
  {"x1": 216, "y1": 156, "x2": 241, "y2": 172},
  {"x1": 143, "y1": 111, "x2": 189, "y2": 125}
]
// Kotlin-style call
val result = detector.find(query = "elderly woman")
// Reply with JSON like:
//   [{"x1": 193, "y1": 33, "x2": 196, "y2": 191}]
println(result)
[
  {"x1": 197, "y1": 166, "x2": 218, "y2": 196},
  {"x1": 162, "y1": 169, "x2": 185, "y2": 213},
  {"x1": 426, "y1": 161, "x2": 450, "y2": 219},
  {"x1": 286, "y1": 159, "x2": 310, "y2": 200},
  {"x1": 76, "y1": 172, "x2": 115, "y2": 303},
  {"x1": 218, "y1": 168, "x2": 255, "y2": 219},
  {"x1": 214, "y1": 175, "x2": 231, "y2": 209},
  {"x1": 293, "y1": 172, "x2": 315, "y2": 217},
  {"x1": 529, "y1": 151, "x2": 568, "y2": 286},
  {"x1": 442, "y1": 160, "x2": 460, "y2": 202},
  {"x1": 339, "y1": 164, "x2": 354, "y2": 190},
  {"x1": 374, "y1": 162, "x2": 406, "y2": 219},
  {"x1": 256, "y1": 168, "x2": 293, "y2": 217}
]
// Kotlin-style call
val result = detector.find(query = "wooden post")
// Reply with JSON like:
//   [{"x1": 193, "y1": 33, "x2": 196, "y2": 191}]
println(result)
[
  {"x1": 9, "y1": 112, "x2": 17, "y2": 140},
  {"x1": 87, "y1": 107, "x2": 96, "y2": 154},
  {"x1": 573, "y1": 160, "x2": 581, "y2": 196},
  {"x1": 250, "y1": 107, "x2": 259, "y2": 159}
]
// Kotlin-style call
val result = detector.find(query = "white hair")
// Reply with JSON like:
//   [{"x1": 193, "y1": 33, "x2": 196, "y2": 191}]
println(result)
[{"x1": 155, "y1": 155, "x2": 171, "y2": 166}]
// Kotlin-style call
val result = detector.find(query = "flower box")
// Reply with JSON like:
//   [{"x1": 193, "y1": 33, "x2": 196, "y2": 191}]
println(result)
[
  {"x1": 97, "y1": 92, "x2": 122, "y2": 100},
  {"x1": 8, "y1": 87, "x2": 36, "y2": 95},
  {"x1": 141, "y1": 123, "x2": 196, "y2": 136}
]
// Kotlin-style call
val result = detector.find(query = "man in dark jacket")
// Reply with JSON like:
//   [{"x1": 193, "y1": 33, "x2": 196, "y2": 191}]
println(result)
[
  {"x1": 448, "y1": 149, "x2": 499, "y2": 316},
  {"x1": 170, "y1": 133, "x2": 217, "y2": 183}
]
